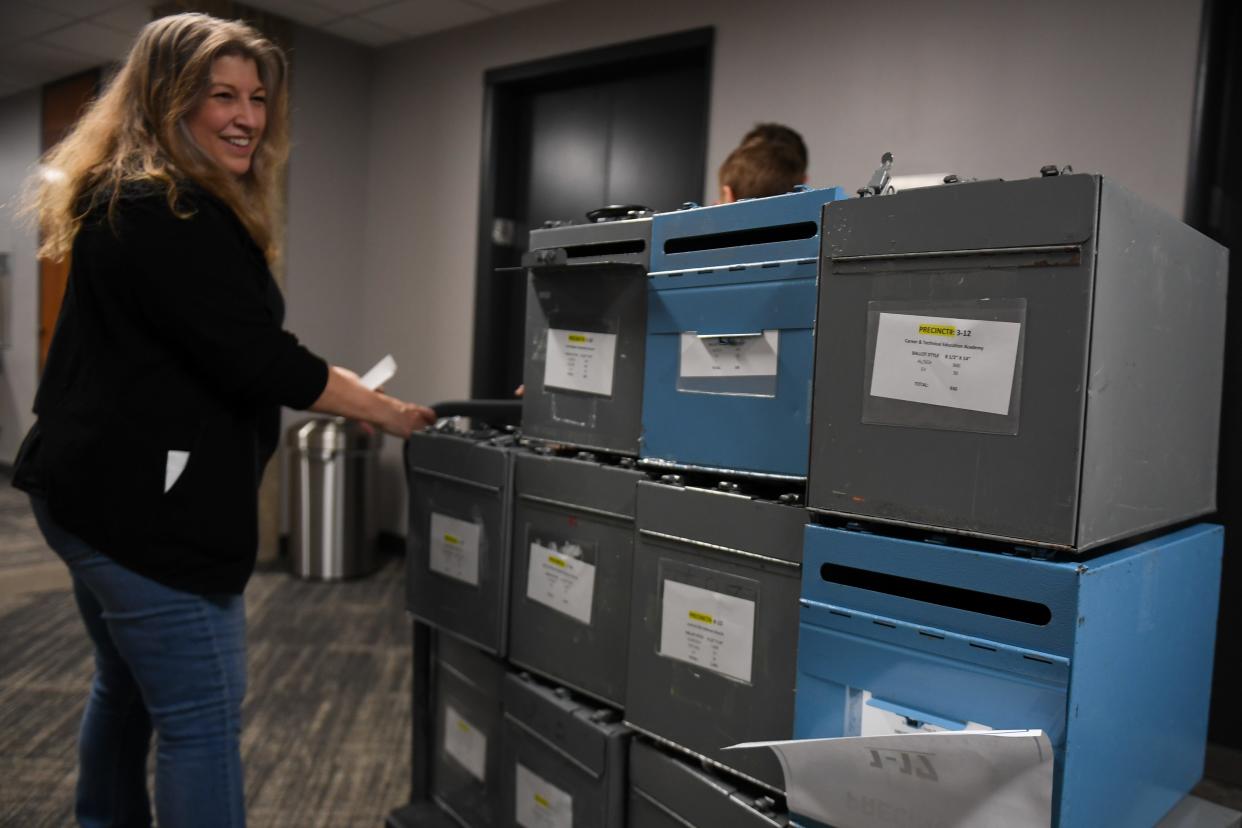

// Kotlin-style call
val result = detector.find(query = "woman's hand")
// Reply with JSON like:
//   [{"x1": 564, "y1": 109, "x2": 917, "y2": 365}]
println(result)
[
  {"x1": 310, "y1": 365, "x2": 436, "y2": 438},
  {"x1": 375, "y1": 394, "x2": 436, "y2": 438}
]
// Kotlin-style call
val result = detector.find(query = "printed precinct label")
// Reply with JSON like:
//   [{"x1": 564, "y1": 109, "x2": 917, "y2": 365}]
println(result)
[
  {"x1": 544, "y1": 329, "x2": 617, "y2": 396},
  {"x1": 526, "y1": 542, "x2": 596, "y2": 625},
  {"x1": 443, "y1": 705, "x2": 487, "y2": 782},
  {"x1": 679, "y1": 330, "x2": 780, "y2": 378},
  {"x1": 869, "y1": 313, "x2": 1022, "y2": 415},
  {"x1": 515, "y1": 763, "x2": 573, "y2": 828},
  {"x1": 659, "y1": 579, "x2": 756, "y2": 683},
  {"x1": 429, "y1": 513, "x2": 482, "y2": 586}
]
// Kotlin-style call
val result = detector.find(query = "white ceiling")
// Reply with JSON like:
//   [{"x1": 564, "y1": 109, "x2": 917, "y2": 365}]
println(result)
[{"x1": 0, "y1": 0, "x2": 560, "y2": 99}]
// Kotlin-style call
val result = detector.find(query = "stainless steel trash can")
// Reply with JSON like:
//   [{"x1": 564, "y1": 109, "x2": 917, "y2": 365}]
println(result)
[{"x1": 287, "y1": 417, "x2": 379, "y2": 580}]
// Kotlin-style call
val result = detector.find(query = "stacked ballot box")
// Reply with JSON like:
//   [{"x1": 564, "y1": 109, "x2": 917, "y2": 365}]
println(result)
[
  {"x1": 794, "y1": 523, "x2": 1223, "y2": 828},
  {"x1": 431, "y1": 632, "x2": 507, "y2": 827},
  {"x1": 507, "y1": 449, "x2": 645, "y2": 707},
  {"x1": 641, "y1": 185, "x2": 848, "y2": 479},
  {"x1": 500, "y1": 671, "x2": 632, "y2": 828},
  {"x1": 407, "y1": 427, "x2": 518, "y2": 656},
  {"x1": 625, "y1": 477, "x2": 805, "y2": 793},
  {"x1": 807, "y1": 172, "x2": 1229, "y2": 551},
  {"x1": 786, "y1": 171, "x2": 1230, "y2": 828},
  {"x1": 520, "y1": 212, "x2": 652, "y2": 456}
]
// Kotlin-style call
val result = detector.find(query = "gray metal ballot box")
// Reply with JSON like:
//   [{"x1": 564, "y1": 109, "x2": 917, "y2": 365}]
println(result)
[
  {"x1": 432, "y1": 633, "x2": 506, "y2": 828},
  {"x1": 500, "y1": 672, "x2": 631, "y2": 828},
  {"x1": 520, "y1": 213, "x2": 652, "y2": 456},
  {"x1": 627, "y1": 739, "x2": 789, "y2": 827},
  {"x1": 407, "y1": 428, "x2": 517, "y2": 656},
  {"x1": 507, "y1": 450, "x2": 647, "y2": 707},
  {"x1": 625, "y1": 479, "x2": 804, "y2": 793},
  {"x1": 808, "y1": 172, "x2": 1229, "y2": 552}
]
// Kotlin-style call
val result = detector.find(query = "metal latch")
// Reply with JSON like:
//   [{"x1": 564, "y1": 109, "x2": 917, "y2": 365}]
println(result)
[
  {"x1": 1040, "y1": 164, "x2": 1074, "y2": 177},
  {"x1": 858, "y1": 151, "x2": 894, "y2": 196}
]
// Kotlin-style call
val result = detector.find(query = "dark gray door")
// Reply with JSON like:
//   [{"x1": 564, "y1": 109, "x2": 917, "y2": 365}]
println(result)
[{"x1": 526, "y1": 66, "x2": 710, "y2": 226}]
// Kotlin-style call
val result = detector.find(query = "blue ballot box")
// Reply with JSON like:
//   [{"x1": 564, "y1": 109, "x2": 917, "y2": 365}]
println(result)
[
  {"x1": 794, "y1": 522, "x2": 1223, "y2": 828},
  {"x1": 641, "y1": 186, "x2": 848, "y2": 479}
]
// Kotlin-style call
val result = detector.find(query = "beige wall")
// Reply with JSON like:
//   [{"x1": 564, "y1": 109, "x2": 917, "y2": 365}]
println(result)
[
  {"x1": 0, "y1": 90, "x2": 42, "y2": 466},
  {"x1": 357, "y1": 0, "x2": 1202, "y2": 532}
]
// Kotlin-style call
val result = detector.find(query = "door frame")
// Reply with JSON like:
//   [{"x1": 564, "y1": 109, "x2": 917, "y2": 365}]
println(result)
[{"x1": 470, "y1": 27, "x2": 714, "y2": 399}]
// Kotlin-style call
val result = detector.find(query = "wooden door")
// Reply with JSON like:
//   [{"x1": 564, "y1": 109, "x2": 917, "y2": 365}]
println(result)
[{"x1": 39, "y1": 69, "x2": 100, "y2": 371}]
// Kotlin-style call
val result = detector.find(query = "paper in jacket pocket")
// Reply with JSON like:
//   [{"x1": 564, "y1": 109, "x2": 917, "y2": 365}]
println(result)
[{"x1": 164, "y1": 450, "x2": 190, "y2": 493}]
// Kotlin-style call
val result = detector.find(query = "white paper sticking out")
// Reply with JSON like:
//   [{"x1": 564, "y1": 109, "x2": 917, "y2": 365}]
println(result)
[
  {"x1": 544, "y1": 329, "x2": 617, "y2": 396},
  {"x1": 164, "y1": 450, "x2": 190, "y2": 493},
  {"x1": 526, "y1": 542, "x2": 596, "y2": 625},
  {"x1": 359, "y1": 354, "x2": 397, "y2": 391},
  {"x1": 429, "y1": 513, "x2": 482, "y2": 586},
  {"x1": 725, "y1": 730, "x2": 1054, "y2": 828},
  {"x1": 859, "y1": 691, "x2": 993, "y2": 737},
  {"x1": 869, "y1": 313, "x2": 1022, "y2": 415},
  {"x1": 659, "y1": 579, "x2": 756, "y2": 683},
  {"x1": 679, "y1": 330, "x2": 779, "y2": 379},
  {"x1": 515, "y1": 763, "x2": 573, "y2": 828}
]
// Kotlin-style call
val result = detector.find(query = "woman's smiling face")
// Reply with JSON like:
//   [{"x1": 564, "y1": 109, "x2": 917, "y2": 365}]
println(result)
[{"x1": 185, "y1": 54, "x2": 266, "y2": 177}]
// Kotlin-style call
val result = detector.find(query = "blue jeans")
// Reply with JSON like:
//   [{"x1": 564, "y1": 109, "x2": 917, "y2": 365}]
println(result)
[{"x1": 31, "y1": 497, "x2": 247, "y2": 828}]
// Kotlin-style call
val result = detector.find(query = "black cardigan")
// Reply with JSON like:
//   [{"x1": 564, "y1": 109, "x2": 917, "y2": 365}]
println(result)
[{"x1": 13, "y1": 183, "x2": 329, "y2": 595}]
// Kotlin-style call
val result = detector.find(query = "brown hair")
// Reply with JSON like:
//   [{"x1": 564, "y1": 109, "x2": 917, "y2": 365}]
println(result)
[
  {"x1": 25, "y1": 13, "x2": 290, "y2": 264},
  {"x1": 741, "y1": 123, "x2": 808, "y2": 170},
  {"x1": 719, "y1": 123, "x2": 808, "y2": 200}
]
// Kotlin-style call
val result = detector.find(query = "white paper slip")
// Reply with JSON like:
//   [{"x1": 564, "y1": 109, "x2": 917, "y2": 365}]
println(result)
[
  {"x1": 544, "y1": 329, "x2": 617, "y2": 396},
  {"x1": 659, "y1": 580, "x2": 756, "y2": 683},
  {"x1": 679, "y1": 330, "x2": 779, "y2": 378},
  {"x1": 429, "y1": 513, "x2": 482, "y2": 586},
  {"x1": 164, "y1": 450, "x2": 190, "y2": 493},
  {"x1": 726, "y1": 729, "x2": 1054, "y2": 828},
  {"x1": 869, "y1": 313, "x2": 1022, "y2": 415},
  {"x1": 860, "y1": 691, "x2": 993, "y2": 736},
  {"x1": 526, "y1": 542, "x2": 596, "y2": 625},
  {"x1": 359, "y1": 354, "x2": 397, "y2": 390},
  {"x1": 443, "y1": 705, "x2": 487, "y2": 782},
  {"x1": 515, "y1": 764, "x2": 573, "y2": 828}
]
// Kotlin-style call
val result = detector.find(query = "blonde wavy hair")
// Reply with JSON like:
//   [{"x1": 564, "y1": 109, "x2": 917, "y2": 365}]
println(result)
[{"x1": 27, "y1": 13, "x2": 289, "y2": 264}]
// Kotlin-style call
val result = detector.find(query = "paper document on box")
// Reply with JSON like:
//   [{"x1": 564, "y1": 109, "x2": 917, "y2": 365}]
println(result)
[{"x1": 726, "y1": 729, "x2": 1052, "y2": 828}]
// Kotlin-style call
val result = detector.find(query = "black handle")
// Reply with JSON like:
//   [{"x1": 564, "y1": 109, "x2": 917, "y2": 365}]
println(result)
[{"x1": 585, "y1": 204, "x2": 650, "y2": 223}]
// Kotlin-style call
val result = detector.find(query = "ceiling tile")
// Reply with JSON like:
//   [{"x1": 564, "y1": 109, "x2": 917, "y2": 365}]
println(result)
[
  {"x1": 322, "y1": 15, "x2": 404, "y2": 47},
  {"x1": 92, "y1": 2, "x2": 155, "y2": 36},
  {"x1": 32, "y1": 0, "x2": 130, "y2": 16},
  {"x1": 362, "y1": 0, "x2": 487, "y2": 37},
  {"x1": 0, "y1": 2, "x2": 74, "y2": 42},
  {"x1": 312, "y1": 0, "x2": 395, "y2": 14},
  {"x1": 469, "y1": 0, "x2": 559, "y2": 12},
  {"x1": 2, "y1": 41, "x2": 99, "y2": 83},
  {"x1": 41, "y1": 21, "x2": 133, "y2": 62},
  {"x1": 242, "y1": 0, "x2": 340, "y2": 27}
]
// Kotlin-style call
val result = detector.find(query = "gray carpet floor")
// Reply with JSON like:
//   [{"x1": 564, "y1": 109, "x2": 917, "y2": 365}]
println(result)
[{"x1": 0, "y1": 479, "x2": 412, "y2": 827}]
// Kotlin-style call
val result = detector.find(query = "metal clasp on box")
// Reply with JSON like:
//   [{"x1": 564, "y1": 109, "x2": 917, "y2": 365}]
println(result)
[{"x1": 697, "y1": 331, "x2": 763, "y2": 347}]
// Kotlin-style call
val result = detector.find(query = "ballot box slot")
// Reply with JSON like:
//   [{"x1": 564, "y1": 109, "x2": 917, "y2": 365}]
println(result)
[
  {"x1": 663, "y1": 221, "x2": 817, "y2": 255},
  {"x1": 818, "y1": 562, "x2": 1052, "y2": 626}
]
